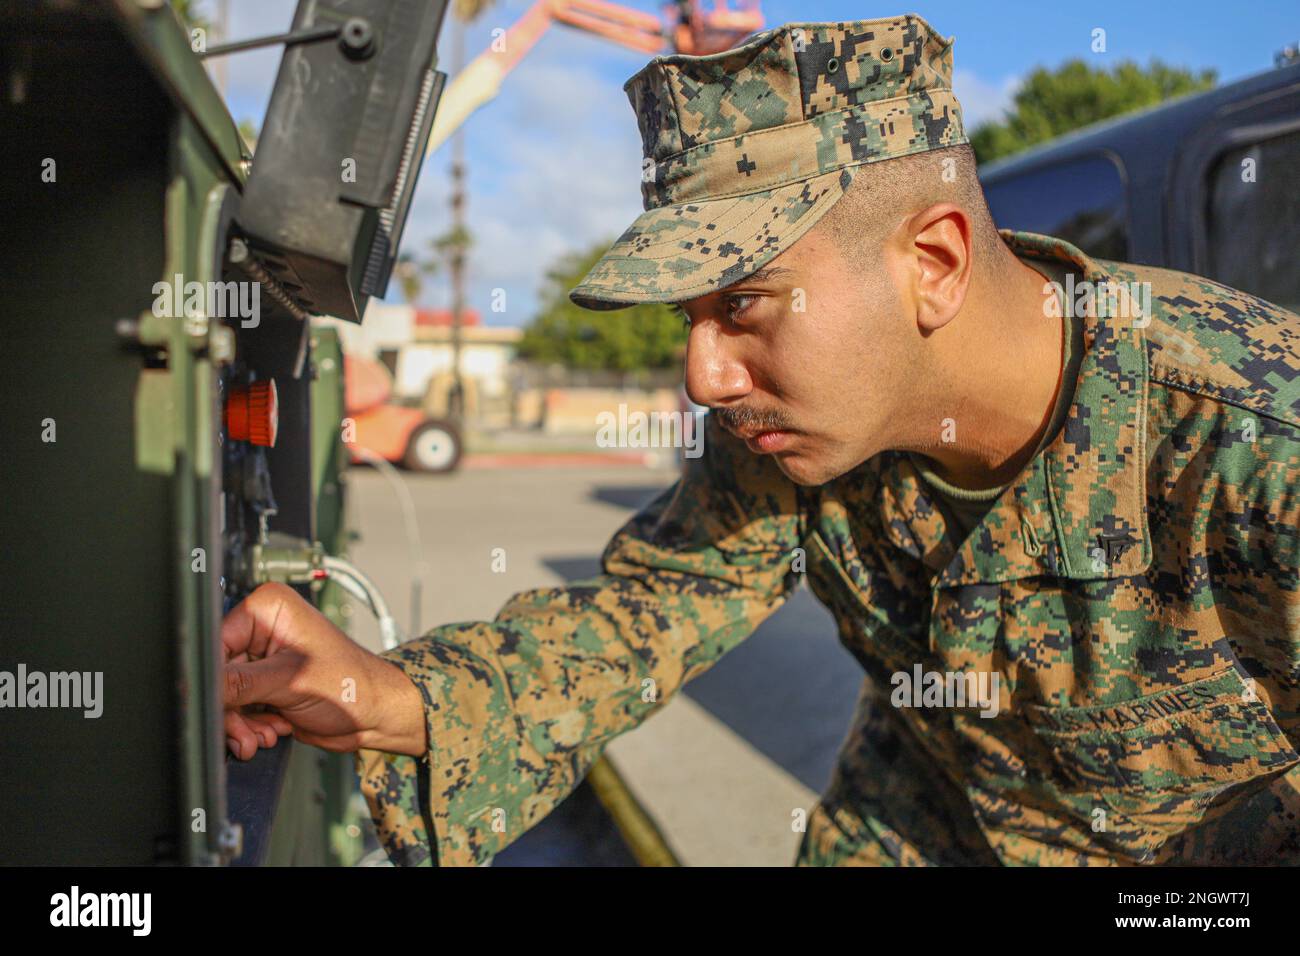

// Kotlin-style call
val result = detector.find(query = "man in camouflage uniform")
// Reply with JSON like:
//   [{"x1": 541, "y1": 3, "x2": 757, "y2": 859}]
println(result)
[{"x1": 222, "y1": 15, "x2": 1300, "y2": 865}]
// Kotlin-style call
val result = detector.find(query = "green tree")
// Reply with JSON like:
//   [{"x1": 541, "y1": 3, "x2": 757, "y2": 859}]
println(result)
[
  {"x1": 970, "y1": 59, "x2": 1216, "y2": 164},
  {"x1": 392, "y1": 225, "x2": 471, "y2": 305},
  {"x1": 236, "y1": 118, "x2": 258, "y2": 152},
  {"x1": 518, "y1": 243, "x2": 686, "y2": 371},
  {"x1": 453, "y1": 0, "x2": 497, "y2": 17},
  {"x1": 393, "y1": 252, "x2": 431, "y2": 304},
  {"x1": 169, "y1": 0, "x2": 209, "y2": 32}
]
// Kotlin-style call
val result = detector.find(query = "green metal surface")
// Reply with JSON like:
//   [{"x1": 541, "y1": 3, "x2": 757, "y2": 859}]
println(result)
[
  {"x1": 111, "y1": 0, "x2": 251, "y2": 187},
  {"x1": 1, "y1": 1, "x2": 354, "y2": 865},
  {"x1": 2, "y1": 5, "x2": 186, "y2": 864}
]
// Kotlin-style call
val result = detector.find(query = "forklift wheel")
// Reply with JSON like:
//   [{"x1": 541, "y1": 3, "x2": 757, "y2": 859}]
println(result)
[{"x1": 403, "y1": 419, "x2": 463, "y2": 473}]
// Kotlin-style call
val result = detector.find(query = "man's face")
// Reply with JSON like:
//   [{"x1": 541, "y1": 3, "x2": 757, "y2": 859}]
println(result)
[{"x1": 675, "y1": 221, "x2": 909, "y2": 486}]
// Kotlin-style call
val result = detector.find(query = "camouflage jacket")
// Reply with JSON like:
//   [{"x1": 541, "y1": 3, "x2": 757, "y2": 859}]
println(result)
[{"x1": 356, "y1": 230, "x2": 1300, "y2": 866}]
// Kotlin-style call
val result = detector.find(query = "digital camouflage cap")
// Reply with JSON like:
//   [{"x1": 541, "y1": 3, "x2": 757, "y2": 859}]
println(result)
[{"x1": 568, "y1": 14, "x2": 969, "y2": 311}]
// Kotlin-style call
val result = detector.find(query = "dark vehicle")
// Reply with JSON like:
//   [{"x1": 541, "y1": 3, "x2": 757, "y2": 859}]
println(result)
[{"x1": 979, "y1": 53, "x2": 1300, "y2": 314}]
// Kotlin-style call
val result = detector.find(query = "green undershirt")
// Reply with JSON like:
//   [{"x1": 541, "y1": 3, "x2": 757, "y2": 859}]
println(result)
[{"x1": 908, "y1": 255, "x2": 1084, "y2": 542}]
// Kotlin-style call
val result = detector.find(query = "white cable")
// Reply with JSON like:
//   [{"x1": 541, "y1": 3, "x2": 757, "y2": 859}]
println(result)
[
  {"x1": 322, "y1": 555, "x2": 404, "y2": 651},
  {"x1": 350, "y1": 445, "x2": 428, "y2": 637},
  {"x1": 326, "y1": 569, "x2": 373, "y2": 613}
]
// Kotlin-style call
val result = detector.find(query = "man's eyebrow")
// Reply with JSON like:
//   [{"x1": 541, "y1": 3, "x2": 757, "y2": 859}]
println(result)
[
  {"x1": 737, "y1": 266, "x2": 793, "y2": 285},
  {"x1": 670, "y1": 266, "x2": 794, "y2": 314}
]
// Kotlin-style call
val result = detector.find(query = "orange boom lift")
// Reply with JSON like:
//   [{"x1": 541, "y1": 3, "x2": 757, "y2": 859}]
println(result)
[{"x1": 426, "y1": 0, "x2": 765, "y2": 155}]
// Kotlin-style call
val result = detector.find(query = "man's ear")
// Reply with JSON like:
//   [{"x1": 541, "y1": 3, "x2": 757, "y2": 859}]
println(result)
[{"x1": 901, "y1": 202, "x2": 973, "y2": 333}]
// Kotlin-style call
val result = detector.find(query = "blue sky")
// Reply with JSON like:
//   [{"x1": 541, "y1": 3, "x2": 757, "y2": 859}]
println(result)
[{"x1": 209, "y1": 1, "x2": 1297, "y2": 327}]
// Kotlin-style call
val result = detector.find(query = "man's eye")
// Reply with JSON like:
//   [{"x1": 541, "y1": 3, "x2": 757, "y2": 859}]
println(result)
[{"x1": 725, "y1": 294, "x2": 755, "y2": 323}]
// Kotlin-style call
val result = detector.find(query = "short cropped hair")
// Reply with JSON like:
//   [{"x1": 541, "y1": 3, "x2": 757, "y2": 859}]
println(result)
[{"x1": 818, "y1": 143, "x2": 1008, "y2": 271}]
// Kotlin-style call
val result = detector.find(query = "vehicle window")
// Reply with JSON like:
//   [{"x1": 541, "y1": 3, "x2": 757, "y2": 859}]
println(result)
[
  {"x1": 1205, "y1": 129, "x2": 1300, "y2": 313},
  {"x1": 982, "y1": 154, "x2": 1128, "y2": 261}
]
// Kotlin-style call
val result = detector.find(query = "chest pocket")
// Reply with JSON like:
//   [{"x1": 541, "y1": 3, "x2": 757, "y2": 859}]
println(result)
[{"x1": 1022, "y1": 667, "x2": 1300, "y2": 859}]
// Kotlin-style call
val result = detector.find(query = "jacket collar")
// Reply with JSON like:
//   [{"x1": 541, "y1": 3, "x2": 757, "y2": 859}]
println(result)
[{"x1": 874, "y1": 230, "x2": 1152, "y2": 586}]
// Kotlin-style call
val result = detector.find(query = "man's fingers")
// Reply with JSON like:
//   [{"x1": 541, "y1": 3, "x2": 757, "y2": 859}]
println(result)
[
  {"x1": 220, "y1": 583, "x2": 302, "y2": 660},
  {"x1": 225, "y1": 710, "x2": 261, "y2": 760},
  {"x1": 226, "y1": 707, "x2": 297, "y2": 757},
  {"x1": 241, "y1": 713, "x2": 289, "y2": 748},
  {"x1": 224, "y1": 653, "x2": 300, "y2": 709},
  {"x1": 257, "y1": 712, "x2": 295, "y2": 736}
]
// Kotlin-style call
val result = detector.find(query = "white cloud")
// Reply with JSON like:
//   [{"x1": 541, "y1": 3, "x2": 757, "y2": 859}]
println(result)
[
  {"x1": 953, "y1": 68, "x2": 1021, "y2": 130},
  {"x1": 198, "y1": 0, "x2": 296, "y2": 121},
  {"x1": 394, "y1": 25, "x2": 652, "y2": 325}
]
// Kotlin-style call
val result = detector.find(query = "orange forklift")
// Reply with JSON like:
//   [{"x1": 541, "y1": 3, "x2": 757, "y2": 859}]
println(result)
[{"x1": 347, "y1": 0, "x2": 764, "y2": 474}]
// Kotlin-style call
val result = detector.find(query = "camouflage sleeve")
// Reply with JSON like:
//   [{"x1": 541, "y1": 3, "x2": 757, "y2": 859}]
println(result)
[
  {"x1": 353, "y1": 414, "x2": 803, "y2": 865},
  {"x1": 1263, "y1": 423, "x2": 1300, "y2": 684},
  {"x1": 1213, "y1": 414, "x2": 1300, "y2": 743}
]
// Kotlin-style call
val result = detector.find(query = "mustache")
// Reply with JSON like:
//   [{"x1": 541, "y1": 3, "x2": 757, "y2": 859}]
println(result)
[{"x1": 712, "y1": 404, "x2": 795, "y2": 434}]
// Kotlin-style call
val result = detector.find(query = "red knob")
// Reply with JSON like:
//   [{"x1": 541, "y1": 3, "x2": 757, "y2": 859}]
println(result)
[{"x1": 226, "y1": 379, "x2": 278, "y2": 447}]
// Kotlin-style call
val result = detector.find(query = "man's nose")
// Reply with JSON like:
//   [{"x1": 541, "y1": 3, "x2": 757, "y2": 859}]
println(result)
[{"x1": 684, "y1": 321, "x2": 752, "y2": 408}]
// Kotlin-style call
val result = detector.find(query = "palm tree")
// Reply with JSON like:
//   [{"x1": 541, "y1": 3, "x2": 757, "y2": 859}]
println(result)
[
  {"x1": 394, "y1": 251, "x2": 441, "y2": 305},
  {"x1": 397, "y1": 2, "x2": 492, "y2": 308}
]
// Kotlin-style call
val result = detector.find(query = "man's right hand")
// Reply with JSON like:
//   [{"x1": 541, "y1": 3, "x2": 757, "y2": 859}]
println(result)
[{"x1": 221, "y1": 582, "x2": 427, "y2": 761}]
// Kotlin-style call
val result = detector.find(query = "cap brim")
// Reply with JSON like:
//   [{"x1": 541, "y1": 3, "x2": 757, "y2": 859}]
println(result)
[{"x1": 569, "y1": 166, "x2": 853, "y2": 311}]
